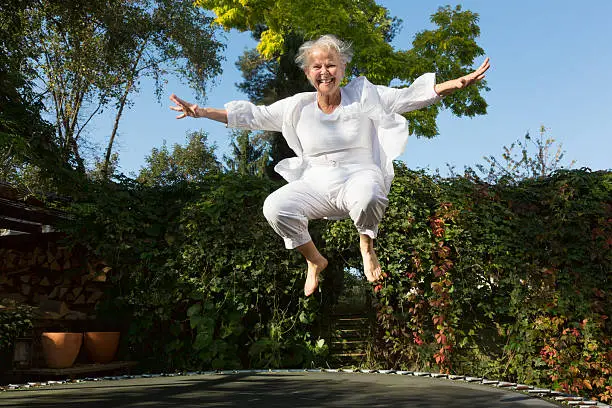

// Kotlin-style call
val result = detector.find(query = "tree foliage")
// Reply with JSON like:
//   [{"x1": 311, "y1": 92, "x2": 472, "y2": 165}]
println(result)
[
  {"x1": 235, "y1": 31, "x2": 313, "y2": 105},
  {"x1": 9, "y1": 0, "x2": 224, "y2": 177},
  {"x1": 474, "y1": 125, "x2": 576, "y2": 184},
  {"x1": 223, "y1": 129, "x2": 270, "y2": 176},
  {"x1": 197, "y1": 0, "x2": 399, "y2": 63},
  {"x1": 0, "y1": 0, "x2": 67, "y2": 192},
  {"x1": 200, "y1": 1, "x2": 488, "y2": 140},
  {"x1": 137, "y1": 131, "x2": 221, "y2": 186},
  {"x1": 234, "y1": 32, "x2": 315, "y2": 171}
]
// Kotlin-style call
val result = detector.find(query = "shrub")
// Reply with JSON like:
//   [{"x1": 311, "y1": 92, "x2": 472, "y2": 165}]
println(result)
[{"x1": 63, "y1": 167, "x2": 610, "y2": 401}]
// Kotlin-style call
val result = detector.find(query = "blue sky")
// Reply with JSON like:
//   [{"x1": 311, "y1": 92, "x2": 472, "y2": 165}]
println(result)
[{"x1": 96, "y1": 0, "x2": 612, "y2": 176}]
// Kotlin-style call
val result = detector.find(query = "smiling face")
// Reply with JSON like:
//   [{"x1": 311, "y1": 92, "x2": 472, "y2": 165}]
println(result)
[{"x1": 304, "y1": 47, "x2": 345, "y2": 97}]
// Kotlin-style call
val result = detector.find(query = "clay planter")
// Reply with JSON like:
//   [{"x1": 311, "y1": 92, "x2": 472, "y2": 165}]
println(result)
[
  {"x1": 84, "y1": 332, "x2": 120, "y2": 364},
  {"x1": 41, "y1": 332, "x2": 83, "y2": 369}
]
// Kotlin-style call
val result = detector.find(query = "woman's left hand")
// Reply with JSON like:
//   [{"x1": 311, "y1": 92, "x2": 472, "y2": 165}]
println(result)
[
  {"x1": 435, "y1": 57, "x2": 490, "y2": 96},
  {"x1": 456, "y1": 57, "x2": 490, "y2": 89}
]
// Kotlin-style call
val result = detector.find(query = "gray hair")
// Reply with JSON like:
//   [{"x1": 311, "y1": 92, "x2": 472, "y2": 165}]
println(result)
[{"x1": 295, "y1": 34, "x2": 353, "y2": 69}]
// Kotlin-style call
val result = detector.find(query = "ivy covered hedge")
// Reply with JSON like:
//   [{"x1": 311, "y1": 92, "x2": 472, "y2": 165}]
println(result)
[
  {"x1": 66, "y1": 175, "x2": 335, "y2": 371},
  {"x1": 325, "y1": 165, "x2": 610, "y2": 402},
  {"x1": 65, "y1": 167, "x2": 610, "y2": 402}
]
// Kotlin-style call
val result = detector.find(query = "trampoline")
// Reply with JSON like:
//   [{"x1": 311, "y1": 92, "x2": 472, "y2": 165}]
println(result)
[{"x1": 0, "y1": 370, "x2": 562, "y2": 407}]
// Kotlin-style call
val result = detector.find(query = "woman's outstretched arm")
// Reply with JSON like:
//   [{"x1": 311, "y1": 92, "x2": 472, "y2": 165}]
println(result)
[
  {"x1": 375, "y1": 57, "x2": 490, "y2": 114},
  {"x1": 169, "y1": 94, "x2": 228, "y2": 124}
]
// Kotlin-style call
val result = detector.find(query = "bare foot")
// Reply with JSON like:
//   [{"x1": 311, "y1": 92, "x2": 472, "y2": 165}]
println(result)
[
  {"x1": 304, "y1": 256, "x2": 328, "y2": 296},
  {"x1": 360, "y1": 234, "x2": 382, "y2": 282},
  {"x1": 361, "y1": 246, "x2": 382, "y2": 282}
]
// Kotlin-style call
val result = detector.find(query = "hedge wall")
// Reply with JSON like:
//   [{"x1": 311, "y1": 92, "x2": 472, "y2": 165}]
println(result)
[{"x1": 65, "y1": 167, "x2": 611, "y2": 401}]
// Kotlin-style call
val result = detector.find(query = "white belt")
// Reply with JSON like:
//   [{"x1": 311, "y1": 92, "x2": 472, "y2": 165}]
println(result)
[{"x1": 305, "y1": 149, "x2": 374, "y2": 167}]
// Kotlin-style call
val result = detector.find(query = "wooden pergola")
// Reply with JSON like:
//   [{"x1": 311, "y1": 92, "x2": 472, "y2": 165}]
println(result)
[{"x1": 0, "y1": 182, "x2": 72, "y2": 240}]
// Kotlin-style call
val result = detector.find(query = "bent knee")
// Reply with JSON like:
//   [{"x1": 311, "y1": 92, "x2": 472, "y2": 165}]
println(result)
[
  {"x1": 263, "y1": 191, "x2": 298, "y2": 222},
  {"x1": 263, "y1": 194, "x2": 281, "y2": 222},
  {"x1": 348, "y1": 190, "x2": 388, "y2": 224},
  {"x1": 355, "y1": 191, "x2": 388, "y2": 213}
]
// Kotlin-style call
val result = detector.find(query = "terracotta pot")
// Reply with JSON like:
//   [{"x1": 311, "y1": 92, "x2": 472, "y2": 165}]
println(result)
[
  {"x1": 84, "y1": 332, "x2": 120, "y2": 364},
  {"x1": 41, "y1": 332, "x2": 83, "y2": 369}
]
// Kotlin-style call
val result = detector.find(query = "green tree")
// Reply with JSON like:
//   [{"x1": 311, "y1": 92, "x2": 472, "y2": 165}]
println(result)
[
  {"x1": 223, "y1": 129, "x2": 270, "y2": 176},
  {"x1": 236, "y1": 32, "x2": 314, "y2": 105},
  {"x1": 16, "y1": 0, "x2": 224, "y2": 177},
  {"x1": 89, "y1": 153, "x2": 120, "y2": 182},
  {"x1": 137, "y1": 131, "x2": 221, "y2": 186},
  {"x1": 234, "y1": 32, "x2": 319, "y2": 173},
  {"x1": 474, "y1": 125, "x2": 576, "y2": 184},
  {"x1": 1, "y1": 1, "x2": 61, "y2": 194},
  {"x1": 197, "y1": 0, "x2": 400, "y2": 66},
  {"x1": 201, "y1": 2, "x2": 488, "y2": 170},
  {"x1": 199, "y1": 1, "x2": 488, "y2": 135}
]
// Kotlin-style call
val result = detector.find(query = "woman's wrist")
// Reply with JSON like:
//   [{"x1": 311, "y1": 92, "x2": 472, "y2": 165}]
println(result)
[
  {"x1": 193, "y1": 106, "x2": 228, "y2": 124},
  {"x1": 434, "y1": 83, "x2": 448, "y2": 97},
  {"x1": 435, "y1": 79, "x2": 461, "y2": 97}
]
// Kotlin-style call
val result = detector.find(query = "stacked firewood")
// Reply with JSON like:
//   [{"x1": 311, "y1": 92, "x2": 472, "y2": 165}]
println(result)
[{"x1": 0, "y1": 242, "x2": 110, "y2": 320}]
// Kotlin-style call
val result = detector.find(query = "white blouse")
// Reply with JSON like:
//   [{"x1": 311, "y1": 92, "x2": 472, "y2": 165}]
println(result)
[
  {"x1": 296, "y1": 89, "x2": 374, "y2": 156},
  {"x1": 225, "y1": 74, "x2": 441, "y2": 192}
]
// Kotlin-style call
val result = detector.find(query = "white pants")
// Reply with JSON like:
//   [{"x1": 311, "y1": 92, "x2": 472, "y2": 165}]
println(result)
[{"x1": 263, "y1": 152, "x2": 388, "y2": 249}]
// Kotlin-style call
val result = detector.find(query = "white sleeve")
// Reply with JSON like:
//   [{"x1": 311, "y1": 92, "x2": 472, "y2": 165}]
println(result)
[
  {"x1": 224, "y1": 98, "x2": 286, "y2": 131},
  {"x1": 375, "y1": 73, "x2": 442, "y2": 114}
]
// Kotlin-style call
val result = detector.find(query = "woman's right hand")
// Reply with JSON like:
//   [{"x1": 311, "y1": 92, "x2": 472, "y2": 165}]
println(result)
[{"x1": 169, "y1": 94, "x2": 199, "y2": 119}]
